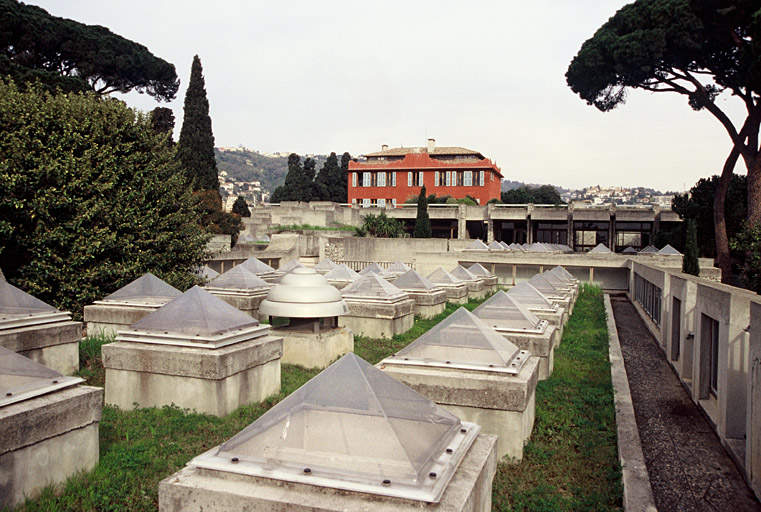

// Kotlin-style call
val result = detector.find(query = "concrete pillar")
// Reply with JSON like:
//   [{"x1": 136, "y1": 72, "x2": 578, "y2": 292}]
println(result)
[
  {"x1": 487, "y1": 219, "x2": 494, "y2": 243},
  {"x1": 457, "y1": 205, "x2": 466, "y2": 240},
  {"x1": 748, "y1": 300, "x2": 761, "y2": 501}
]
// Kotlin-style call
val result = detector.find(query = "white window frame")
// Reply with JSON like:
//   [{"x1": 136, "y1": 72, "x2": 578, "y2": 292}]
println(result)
[
  {"x1": 464, "y1": 171, "x2": 472, "y2": 186},
  {"x1": 378, "y1": 172, "x2": 386, "y2": 187},
  {"x1": 434, "y1": 171, "x2": 440, "y2": 186},
  {"x1": 445, "y1": 171, "x2": 451, "y2": 186},
  {"x1": 479, "y1": 171, "x2": 484, "y2": 186},
  {"x1": 392, "y1": 198, "x2": 397, "y2": 207},
  {"x1": 352, "y1": 173, "x2": 357, "y2": 187},
  {"x1": 352, "y1": 198, "x2": 357, "y2": 205},
  {"x1": 362, "y1": 198, "x2": 370, "y2": 207},
  {"x1": 378, "y1": 198, "x2": 386, "y2": 207},
  {"x1": 362, "y1": 172, "x2": 371, "y2": 187},
  {"x1": 407, "y1": 171, "x2": 413, "y2": 187},
  {"x1": 391, "y1": 172, "x2": 396, "y2": 186}
]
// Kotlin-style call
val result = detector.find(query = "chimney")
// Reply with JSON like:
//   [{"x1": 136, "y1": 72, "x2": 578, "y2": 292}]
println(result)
[
  {"x1": 381, "y1": 144, "x2": 388, "y2": 151},
  {"x1": 427, "y1": 138, "x2": 435, "y2": 153}
]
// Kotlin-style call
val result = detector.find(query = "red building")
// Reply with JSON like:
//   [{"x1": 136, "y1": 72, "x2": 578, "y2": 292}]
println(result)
[{"x1": 348, "y1": 139, "x2": 503, "y2": 207}]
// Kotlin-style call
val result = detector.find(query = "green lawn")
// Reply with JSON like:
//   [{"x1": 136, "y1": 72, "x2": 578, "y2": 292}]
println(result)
[{"x1": 13, "y1": 286, "x2": 621, "y2": 511}]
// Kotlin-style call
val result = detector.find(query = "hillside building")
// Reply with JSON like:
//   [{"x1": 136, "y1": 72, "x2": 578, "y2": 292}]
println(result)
[{"x1": 348, "y1": 139, "x2": 502, "y2": 207}]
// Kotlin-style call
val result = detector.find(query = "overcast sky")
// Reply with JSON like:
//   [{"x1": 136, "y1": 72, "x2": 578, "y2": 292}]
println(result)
[{"x1": 29, "y1": 0, "x2": 749, "y2": 192}]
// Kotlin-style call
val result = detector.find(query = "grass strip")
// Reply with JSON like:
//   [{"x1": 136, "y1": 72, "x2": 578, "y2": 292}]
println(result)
[{"x1": 491, "y1": 285, "x2": 623, "y2": 511}]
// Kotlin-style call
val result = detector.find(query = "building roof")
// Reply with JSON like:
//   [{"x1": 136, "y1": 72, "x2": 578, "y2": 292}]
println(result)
[{"x1": 364, "y1": 146, "x2": 483, "y2": 158}]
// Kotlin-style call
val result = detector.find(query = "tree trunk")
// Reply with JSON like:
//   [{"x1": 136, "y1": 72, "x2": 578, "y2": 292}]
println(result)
[
  {"x1": 714, "y1": 147, "x2": 741, "y2": 283},
  {"x1": 749, "y1": 155, "x2": 761, "y2": 226}
]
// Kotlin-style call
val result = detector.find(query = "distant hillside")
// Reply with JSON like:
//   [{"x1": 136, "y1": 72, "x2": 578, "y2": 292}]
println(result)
[{"x1": 215, "y1": 148, "x2": 328, "y2": 195}]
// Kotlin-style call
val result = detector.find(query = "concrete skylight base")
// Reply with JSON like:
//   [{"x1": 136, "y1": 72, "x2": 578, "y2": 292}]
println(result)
[
  {"x1": 158, "y1": 433, "x2": 498, "y2": 512},
  {"x1": 205, "y1": 290, "x2": 269, "y2": 321},
  {"x1": 0, "y1": 322, "x2": 82, "y2": 375},
  {"x1": 102, "y1": 335, "x2": 283, "y2": 416},
  {"x1": 84, "y1": 303, "x2": 160, "y2": 337},
  {"x1": 274, "y1": 324, "x2": 353, "y2": 369},
  {"x1": 405, "y1": 289, "x2": 448, "y2": 319},
  {"x1": 340, "y1": 299, "x2": 415, "y2": 339},
  {"x1": 492, "y1": 327, "x2": 558, "y2": 380},
  {"x1": 380, "y1": 360, "x2": 539, "y2": 461},
  {"x1": 0, "y1": 385, "x2": 102, "y2": 509}
]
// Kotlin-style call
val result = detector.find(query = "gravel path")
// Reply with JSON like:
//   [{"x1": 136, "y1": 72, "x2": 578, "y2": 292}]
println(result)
[{"x1": 609, "y1": 294, "x2": 760, "y2": 512}]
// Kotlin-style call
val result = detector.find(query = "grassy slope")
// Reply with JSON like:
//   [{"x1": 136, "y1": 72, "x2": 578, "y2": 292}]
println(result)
[{"x1": 14, "y1": 287, "x2": 621, "y2": 511}]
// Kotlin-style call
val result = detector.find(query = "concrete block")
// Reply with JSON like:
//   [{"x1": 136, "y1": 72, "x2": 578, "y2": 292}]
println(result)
[
  {"x1": 404, "y1": 289, "x2": 448, "y2": 319},
  {"x1": 275, "y1": 326, "x2": 353, "y2": 369},
  {"x1": 0, "y1": 385, "x2": 102, "y2": 509},
  {"x1": 159, "y1": 433, "x2": 498, "y2": 512},
  {"x1": 102, "y1": 335, "x2": 283, "y2": 416},
  {"x1": 0, "y1": 322, "x2": 82, "y2": 375},
  {"x1": 340, "y1": 298, "x2": 416, "y2": 339},
  {"x1": 84, "y1": 303, "x2": 158, "y2": 337}
]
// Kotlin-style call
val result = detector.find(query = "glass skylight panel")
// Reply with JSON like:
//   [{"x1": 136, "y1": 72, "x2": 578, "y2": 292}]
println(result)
[
  {"x1": 206, "y1": 266, "x2": 269, "y2": 291},
  {"x1": 658, "y1": 244, "x2": 682, "y2": 255},
  {"x1": 589, "y1": 243, "x2": 612, "y2": 254},
  {"x1": 341, "y1": 275, "x2": 407, "y2": 300},
  {"x1": 313, "y1": 259, "x2": 337, "y2": 271},
  {"x1": 426, "y1": 268, "x2": 462, "y2": 285},
  {"x1": 639, "y1": 245, "x2": 658, "y2": 254},
  {"x1": 101, "y1": 273, "x2": 181, "y2": 303},
  {"x1": 527, "y1": 274, "x2": 564, "y2": 296},
  {"x1": 324, "y1": 264, "x2": 360, "y2": 281},
  {"x1": 359, "y1": 262, "x2": 393, "y2": 278},
  {"x1": 279, "y1": 260, "x2": 303, "y2": 273},
  {"x1": 196, "y1": 266, "x2": 220, "y2": 281},
  {"x1": 190, "y1": 353, "x2": 477, "y2": 502},
  {"x1": 509, "y1": 243, "x2": 523, "y2": 251},
  {"x1": 0, "y1": 346, "x2": 83, "y2": 407},
  {"x1": 551, "y1": 265, "x2": 575, "y2": 281},
  {"x1": 467, "y1": 263, "x2": 493, "y2": 277},
  {"x1": 237, "y1": 233, "x2": 256, "y2": 243},
  {"x1": 449, "y1": 265, "x2": 478, "y2": 282},
  {"x1": 119, "y1": 286, "x2": 266, "y2": 348},
  {"x1": 240, "y1": 257, "x2": 276, "y2": 274},
  {"x1": 465, "y1": 240, "x2": 488, "y2": 250},
  {"x1": 385, "y1": 308, "x2": 529, "y2": 374},
  {"x1": 499, "y1": 241, "x2": 511, "y2": 250},
  {"x1": 506, "y1": 283, "x2": 556, "y2": 310},
  {"x1": 472, "y1": 291, "x2": 545, "y2": 332},
  {"x1": 387, "y1": 261, "x2": 411, "y2": 273},
  {"x1": 0, "y1": 280, "x2": 70, "y2": 329},
  {"x1": 392, "y1": 270, "x2": 438, "y2": 291},
  {"x1": 540, "y1": 271, "x2": 570, "y2": 289},
  {"x1": 487, "y1": 241, "x2": 504, "y2": 250},
  {"x1": 622, "y1": 247, "x2": 638, "y2": 254}
]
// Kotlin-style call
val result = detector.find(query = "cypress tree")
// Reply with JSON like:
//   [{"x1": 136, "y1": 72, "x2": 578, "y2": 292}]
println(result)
[
  {"x1": 414, "y1": 186, "x2": 432, "y2": 238},
  {"x1": 177, "y1": 55, "x2": 219, "y2": 192},
  {"x1": 232, "y1": 196, "x2": 251, "y2": 217},
  {"x1": 339, "y1": 152, "x2": 351, "y2": 203},
  {"x1": 683, "y1": 219, "x2": 700, "y2": 276}
]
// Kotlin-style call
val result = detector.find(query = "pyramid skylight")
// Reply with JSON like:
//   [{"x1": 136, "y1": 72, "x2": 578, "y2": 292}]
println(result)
[
  {"x1": 465, "y1": 240, "x2": 488, "y2": 250},
  {"x1": 387, "y1": 260, "x2": 411, "y2": 273},
  {"x1": 540, "y1": 271, "x2": 571, "y2": 289},
  {"x1": 240, "y1": 257, "x2": 276, "y2": 274},
  {"x1": 189, "y1": 353, "x2": 478, "y2": 502},
  {"x1": 499, "y1": 241, "x2": 511, "y2": 250},
  {"x1": 509, "y1": 243, "x2": 523, "y2": 251},
  {"x1": 196, "y1": 265, "x2": 220, "y2": 281},
  {"x1": 506, "y1": 283, "x2": 557, "y2": 310},
  {"x1": 359, "y1": 262, "x2": 393, "y2": 278},
  {"x1": 551, "y1": 265, "x2": 575, "y2": 281},
  {"x1": 639, "y1": 245, "x2": 658, "y2": 254},
  {"x1": 100, "y1": 273, "x2": 181, "y2": 305},
  {"x1": 324, "y1": 263, "x2": 360, "y2": 282},
  {"x1": 341, "y1": 274, "x2": 407, "y2": 301},
  {"x1": 472, "y1": 291, "x2": 546, "y2": 333},
  {"x1": 426, "y1": 268, "x2": 463, "y2": 286},
  {"x1": 313, "y1": 259, "x2": 338, "y2": 272},
  {"x1": 449, "y1": 265, "x2": 478, "y2": 282},
  {"x1": 205, "y1": 266, "x2": 270, "y2": 291},
  {"x1": 622, "y1": 247, "x2": 638, "y2": 254},
  {"x1": 118, "y1": 286, "x2": 267, "y2": 348},
  {"x1": 278, "y1": 260, "x2": 304, "y2": 273},
  {"x1": 0, "y1": 346, "x2": 83, "y2": 407},
  {"x1": 589, "y1": 243, "x2": 612, "y2": 254},
  {"x1": 0, "y1": 280, "x2": 70, "y2": 330},
  {"x1": 393, "y1": 270, "x2": 440, "y2": 291},
  {"x1": 487, "y1": 241, "x2": 504, "y2": 250},
  {"x1": 547, "y1": 267, "x2": 575, "y2": 285},
  {"x1": 237, "y1": 233, "x2": 256, "y2": 243},
  {"x1": 527, "y1": 274, "x2": 564, "y2": 297},
  {"x1": 467, "y1": 263, "x2": 493, "y2": 277},
  {"x1": 658, "y1": 244, "x2": 682, "y2": 255},
  {"x1": 384, "y1": 308, "x2": 529, "y2": 374}
]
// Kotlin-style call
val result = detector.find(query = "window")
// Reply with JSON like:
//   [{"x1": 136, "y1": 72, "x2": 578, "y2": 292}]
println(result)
[
  {"x1": 445, "y1": 171, "x2": 451, "y2": 186},
  {"x1": 352, "y1": 173, "x2": 357, "y2": 187},
  {"x1": 351, "y1": 198, "x2": 356, "y2": 205},
  {"x1": 391, "y1": 172, "x2": 396, "y2": 187},
  {"x1": 700, "y1": 313, "x2": 720, "y2": 398},
  {"x1": 408, "y1": 172, "x2": 412, "y2": 187},
  {"x1": 434, "y1": 171, "x2": 440, "y2": 186},
  {"x1": 479, "y1": 171, "x2": 484, "y2": 186},
  {"x1": 671, "y1": 297, "x2": 681, "y2": 361},
  {"x1": 378, "y1": 198, "x2": 386, "y2": 207},
  {"x1": 362, "y1": 198, "x2": 370, "y2": 207},
  {"x1": 464, "y1": 171, "x2": 472, "y2": 186},
  {"x1": 378, "y1": 172, "x2": 386, "y2": 187},
  {"x1": 392, "y1": 198, "x2": 397, "y2": 207},
  {"x1": 362, "y1": 172, "x2": 371, "y2": 187}
]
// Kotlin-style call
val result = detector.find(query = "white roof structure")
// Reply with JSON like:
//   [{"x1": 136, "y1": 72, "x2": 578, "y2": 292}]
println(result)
[
  {"x1": 426, "y1": 268, "x2": 464, "y2": 286},
  {"x1": 472, "y1": 291, "x2": 546, "y2": 333},
  {"x1": 384, "y1": 308, "x2": 529, "y2": 374},
  {"x1": 100, "y1": 273, "x2": 181, "y2": 304},
  {"x1": 189, "y1": 353, "x2": 478, "y2": 502},
  {"x1": 259, "y1": 268, "x2": 348, "y2": 319},
  {"x1": 506, "y1": 282, "x2": 556, "y2": 310},
  {"x1": 0, "y1": 280, "x2": 71, "y2": 330},
  {"x1": 118, "y1": 286, "x2": 267, "y2": 348},
  {"x1": 658, "y1": 244, "x2": 682, "y2": 255},
  {"x1": 466, "y1": 263, "x2": 494, "y2": 277},
  {"x1": 205, "y1": 266, "x2": 270, "y2": 291},
  {"x1": 341, "y1": 274, "x2": 408, "y2": 301},
  {"x1": 392, "y1": 270, "x2": 440, "y2": 291},
  {"x1": 464, "y1": 240, "x2": 488, "y2": 250},
  {"x1": 0, "y1": 346, "x2": 83, "y2": 407},
  {"x1": 589, "y1": 243, "x2": 612, "y2": 254}
]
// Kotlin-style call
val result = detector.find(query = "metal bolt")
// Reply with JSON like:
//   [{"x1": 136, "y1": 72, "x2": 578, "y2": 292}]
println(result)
[
  {"x1": 460, "y1": 428, "x2": 467, "y2": 433},
  {"x1": 231, "y1": 457, "x2": 239, "y2": 463},
  {"x1": 429, "y1": 472, "x2": 437, "y2": 478},
  {"x1": 382, "y1": 479, "x2": 391, "y2": 486},
  {"x1": 446, "y1": 448, "x2": 453, "y2": 454},
  {"x1": 303, "y1": 468, "x2": 311, "y2": 474}
]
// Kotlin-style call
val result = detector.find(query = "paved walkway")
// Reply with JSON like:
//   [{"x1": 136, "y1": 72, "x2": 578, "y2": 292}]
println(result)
[{"x1": 609, "y1": 294, "x2": 760, "y2": 512}]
